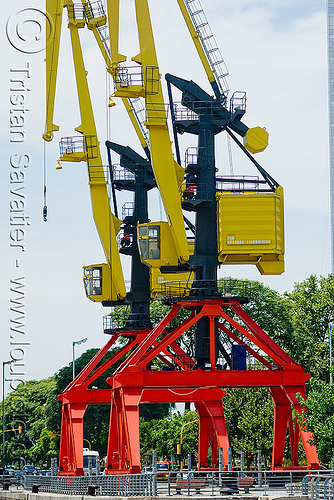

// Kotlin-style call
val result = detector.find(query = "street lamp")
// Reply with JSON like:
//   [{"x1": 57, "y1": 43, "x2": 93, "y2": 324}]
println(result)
[
  {"x1": 177, "y1": 419, "x2": 199, "y2": 471},
  {"x1": 330, "y1": 323, "x2": 333, "y2": 384},
  {"x1": 2, "y1": 360, "x2": 15, "y2": 472},
  {"x1": 72, "y1": 338, "x2": 87, "y2": 380},
  {"x1": 43, "y1": 403, "x2": 47, "y2": 428}
]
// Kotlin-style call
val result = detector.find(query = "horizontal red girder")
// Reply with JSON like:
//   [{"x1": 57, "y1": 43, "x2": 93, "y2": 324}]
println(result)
[
  {"x1": 110, "y1": 368, "x2": 309, "y2": 389},
  {"x1": 58, "y1": 387, "x2": 226, "y2": 405},
  {"x1": 59, "y1": 388, "x2": 112, "y2": 405},
  {"x1": 140, "y1": 388, "x2": 226, "y2": 403}
]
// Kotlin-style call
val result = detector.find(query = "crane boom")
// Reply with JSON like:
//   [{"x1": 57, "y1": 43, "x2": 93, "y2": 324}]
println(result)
[
  {"x1": 108, "y1": 0, "x2": 189, "y2": 264},
  {"x1": 134, "y1": 0, "x2": 189, "y2": 263},
  {"x1": 43, "y1": 0, "x2": 126, "y2": 300},
  {"x1": 43, "y1": 0, "x2": 64, "y2": 141}
]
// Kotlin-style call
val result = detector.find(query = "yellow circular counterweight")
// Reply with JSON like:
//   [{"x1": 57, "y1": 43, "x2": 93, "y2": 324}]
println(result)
[{"x1": 243, "y1": 126, "x2": 269, "y2": 154}]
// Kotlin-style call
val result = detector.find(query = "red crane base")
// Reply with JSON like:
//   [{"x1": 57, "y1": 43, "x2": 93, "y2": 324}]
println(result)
[{"x1": 57, "y1": 298, "x2": 319, "y2": 475}]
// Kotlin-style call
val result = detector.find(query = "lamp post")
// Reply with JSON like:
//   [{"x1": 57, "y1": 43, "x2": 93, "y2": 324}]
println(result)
[
  {"x1": 177, "y1": 419, "x2": 199, "y2": 471},
  {"x1": 43, "y1": 403, "x2": 47, "y2": 428},
  {"x1": 2, "y1": 360, "x2": 15, "y2": 472},
  {"x1": 72, "y1": 338, "x2": 87, "y2": 380},
  {"x1": 330, "y1": 323, "x2": 333, "y2": 384}
]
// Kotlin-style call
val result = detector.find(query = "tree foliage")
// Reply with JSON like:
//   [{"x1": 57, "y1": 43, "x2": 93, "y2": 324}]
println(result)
[
  {"x1": 140, "y1": 411, "x2": 198, "y2": 462},
  {"x1": 284, "y1": 275, "x2": 333, "y2": 380},
  {"x1": 223, "y1": 388, "x2": 274, "y2": 458},
  {"x1": 1, "y1": 377, "x2": 58, "y2": 467},
  {"x1": 298, "y1": 378, "x2": 334, "y2": 466}
]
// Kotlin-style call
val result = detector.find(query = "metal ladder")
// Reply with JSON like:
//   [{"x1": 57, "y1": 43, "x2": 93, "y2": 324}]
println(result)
[
  {"x1": 96, "y1": 24, "x2": 111, "y2": 58},
  {"x1": 128, "y1": 97, "x2": 150, "y2": 148},
  {"x1": 83, "y1": 1, "x2": 111, "y2": 58},
  {"x1": 182, "y1": 0, "x2": 229, "y2": 96}
]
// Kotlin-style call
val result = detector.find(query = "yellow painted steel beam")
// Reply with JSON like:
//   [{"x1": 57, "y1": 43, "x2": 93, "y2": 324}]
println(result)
[
  {"x1": 67, "y1": 6, "x2": 126, "y2": 300},
  {"x1": 43, "y1": 0, "x2": 66, "y2": 141},
  {"x1": 105, "y1": 0, "x2": 127, "y2": 71},
  {"x1": 133, "y1": 0, "x2": 189, "y2": 264}
]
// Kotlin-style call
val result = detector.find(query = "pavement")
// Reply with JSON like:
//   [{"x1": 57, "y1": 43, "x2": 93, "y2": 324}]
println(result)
[{"x1": 0, "y1": 488, "x2": 309, "y2": 500}]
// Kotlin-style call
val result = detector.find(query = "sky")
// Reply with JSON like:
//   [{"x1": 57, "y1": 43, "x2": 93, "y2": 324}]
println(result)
[{"x1": 0, "y1": 0, "x2": 330, "y2": 389}]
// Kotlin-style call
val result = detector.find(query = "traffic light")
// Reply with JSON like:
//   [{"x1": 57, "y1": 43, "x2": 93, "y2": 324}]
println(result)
[{"x1": 18, "y1": 425, "x2": 22, "y2": 434}]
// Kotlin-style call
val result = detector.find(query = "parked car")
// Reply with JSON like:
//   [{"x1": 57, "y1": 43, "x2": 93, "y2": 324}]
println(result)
[
  {"x1": 38, "y1": 470, "x2": 51, "y2": 476},
  {"x1": 24, "y1": 465, "x2": 36, "y2": 475}
]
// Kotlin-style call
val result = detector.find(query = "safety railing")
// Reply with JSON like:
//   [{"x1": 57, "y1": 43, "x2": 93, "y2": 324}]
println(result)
[
  {"x1": 182, "y1": 0, "x2": 229, "y2": 97},
  {"x1": 67, "y1": 3, "x2": 85, "y2": 22},
  {"x1": 112, "y1": 166, "x2": 136, "y2": 182},
  {"x1": 230, "y1": 91, "x2": 247, "y2": 113},
  {"x1": 103, "y1": 312, "x2": 152, "y2": 333},
  {"x1": 163, "y1": 470, "x2": 334, "y2": 497},
  {"x1": 216, "y1": 174, "x2": 268, "y2": 193},
  {"x1": 113, "y1": 65, "x2": 143, "y2": 88},
  {"x1": 173, "y1": 95, "x2": 246, "y2": 122},
  {"x1": 22, "y1": 473, "x2": 155, "y2": 496},
  {"x1": 122, "y1": 202, "x2": 135, "y2": 219},
  {"x1": 160, "y1": 278, "x2": 251, "y2": 301},
  {"x1": 174, "y1": 102, "x2": 198, "y2": 121},
  {"x1": 2, "y1": 469, "x2": 333, "y2": 497},
  {"x1": 302, "y1": 474, "x2": 334, "y2": 500},
  {"x1": 184, "y1": 146, "x2": 198, "y2": 167},
  {"x1": 84, "y1": 0, "x2": 105, "y2": 22},
  {"x1": 59, "y1": 136, "x2": 85, "y2": 156}
]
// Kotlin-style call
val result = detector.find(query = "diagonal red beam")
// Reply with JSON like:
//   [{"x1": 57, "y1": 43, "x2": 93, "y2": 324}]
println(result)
[
  {"x1": 160, "y1": 346, "x2": 193, "y2": 371},
  {"x1": 219, "y1": 309, "x2": 290, "y2": 368},
  {"x1": 81, "y1": 336, "x2": 145, "y2": 388},
  {"x1": 115, "y1": 304, "x2": 181, "y2": 373},
  {"x1": 169, "y1": 341, "x2": 196, "y2": 370},
  {"x1": 159, "y1": 349, "x2": 188, "y2": 370},
  {"x1": 65, "y1": 336, "x2": 117, "y2": 392},
  {"x1": 218, "y1": 321, "x2": 272, "y2": 369},
  {"x1": 135, "y1": 309, "x2": 200, "y2": 370},
  {"x1": 231, "y1": 305, "x2": 297, "y2": 365}
]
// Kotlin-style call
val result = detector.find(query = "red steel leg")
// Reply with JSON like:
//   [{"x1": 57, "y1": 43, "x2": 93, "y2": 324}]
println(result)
[{"x1": 58, "y1": 402, "x2": 87, "y2": 476}]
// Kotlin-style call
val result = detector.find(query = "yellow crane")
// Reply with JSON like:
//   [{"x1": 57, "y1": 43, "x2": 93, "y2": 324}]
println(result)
[
  {"x1": 44, "y1": 0, "x2": 126, "y2": 301},
  {"x1": 43, "y1": 0, "x2": 284, "y2": 311}
]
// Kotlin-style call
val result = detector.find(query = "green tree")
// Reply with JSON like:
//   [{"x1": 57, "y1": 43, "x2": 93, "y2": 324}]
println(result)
[
  {"x1": 223, "y1": 388, "x2": 274, "y2": 460},
  {"x1": 284, "y1": 275, "x2": 334, "y2": 380},
  {"x1": 28, "y1": 428, "x2": 59, "y2": 468},
  {"x1": 298, "y1": 378, "x2": 334, "y2": 466},
  {"x1": 1, "y1": 377, "x2": 58, "y2": 466},
  {"x1": 140, "y1": 411, "x2": 198, "y2": 462},
  {"x1": 218, "y1": 277, "x2": 294, "y2": 353}
]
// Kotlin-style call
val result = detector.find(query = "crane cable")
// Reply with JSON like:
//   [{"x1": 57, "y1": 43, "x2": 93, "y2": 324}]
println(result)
[
  {"x1": 106, "y1": 68, "x2": 115, "y2": 312},
  {"x1": 43, "y1": 135, "x2": 48, "y2": 222}
]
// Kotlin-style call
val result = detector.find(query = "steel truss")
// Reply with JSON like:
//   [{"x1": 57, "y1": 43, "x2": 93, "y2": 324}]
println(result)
[{"x1": 58, "y1": 298, "x2": 319, "y2": 475}]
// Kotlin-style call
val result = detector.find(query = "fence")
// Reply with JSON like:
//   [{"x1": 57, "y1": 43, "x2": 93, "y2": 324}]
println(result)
[
  {"x1": 1, "y1": 470, "x2": 333, "y2": 497},
  {"x1": 302, "y1": 474, "x2": 334, "y2": 500},
  {"x1": 21, "y1": 473, "x2": 155, "y2": 496}
]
